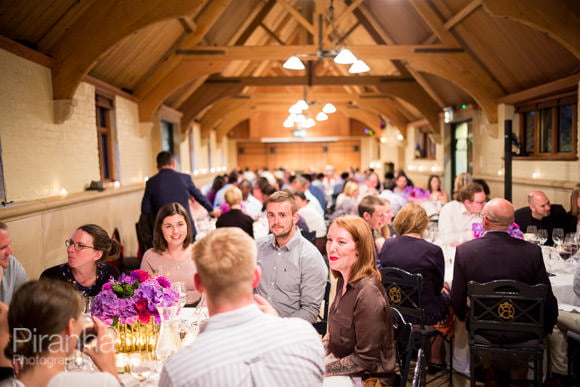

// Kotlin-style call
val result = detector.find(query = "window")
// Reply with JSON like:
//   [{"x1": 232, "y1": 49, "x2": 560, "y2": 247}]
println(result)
[
  {"x1": 161, "y1": 120, "x2": 174, "y2": 154},
  {"x1": 414, "y1": 125, "x2": 436, "y2": 159},
  {"x1": 95, "y1": 95, "x2": 116, "y2": 181},
  {"x1": 516, "y1": 91, "x2": 577, "y2": 160}
]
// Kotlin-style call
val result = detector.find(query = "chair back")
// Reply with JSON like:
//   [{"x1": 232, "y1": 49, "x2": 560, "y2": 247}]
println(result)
[
  {"x1": 313, "y1": 280, "x2": 332, "y2": 335},
  {"x1": 467, "y1": 280, "x2": 546, "y2": 339},
  {"x1": 391, "y1": 307, "x2": 414, "y2": 387},
  {"x1": 380, "y1": 267, "x2": 425, "y2": 323}
]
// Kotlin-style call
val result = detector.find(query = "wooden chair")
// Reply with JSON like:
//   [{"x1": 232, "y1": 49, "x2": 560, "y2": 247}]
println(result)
[
  {"x1": 467, "y1": 280, "x2": 547, "y2": 387},
  {"x1": 312, "y1": 280, "x2": 332, "y2": 336},
  {"x1": 380, "y1": 267, "x2": 453, "y2": 386},
  {"x1": 391, "y1": 307, "x2": 414, "y2": 386}
]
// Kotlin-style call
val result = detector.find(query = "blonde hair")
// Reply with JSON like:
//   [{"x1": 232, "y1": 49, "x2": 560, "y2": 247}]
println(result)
[
  {"x1": 343, "y1": 180, "x2": 359, "y2": 198},
  {"x1": 393, "y1": 203, "x2": 429, "y2": 235},
  {"x1": 224, "y1": 186, "x2": 243, "y2": 206},
  {"x1": 453, "y1": 173, "x2": 472, "y2": 200},
  {"x1": 193, "y1": 227, "x2": 256, "y2": 302},
  {"x1": 329, "y1": 215, "x2": 380, "y2": 283}
]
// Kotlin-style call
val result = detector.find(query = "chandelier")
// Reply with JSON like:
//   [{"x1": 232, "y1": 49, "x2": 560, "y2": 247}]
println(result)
[{"x1": 283, "y1": 88, "x2": 337, "y2": 137}]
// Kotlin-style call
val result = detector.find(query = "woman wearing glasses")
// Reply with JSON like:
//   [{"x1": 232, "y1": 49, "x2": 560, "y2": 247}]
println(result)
[{"x1": 40, "y1": 224, "x2": 120, "y2": 297}]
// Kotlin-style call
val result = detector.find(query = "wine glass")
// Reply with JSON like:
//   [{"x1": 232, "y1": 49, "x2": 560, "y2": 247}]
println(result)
[
  {"x1": 536, "y1": 229, "x2": 548, "y2": 245},
  {"x1": 171, "y1": 281, "x2": 187, "y2": 309},
  {"x1": 552, "y1": 228, "x2": 564, "y2": 246},
  {"x1": 524, "y1": 226, "x2": 538, "y2": 244},
  {"x1": 128, "y1": 353, "x2": 153, "y2": 385}
]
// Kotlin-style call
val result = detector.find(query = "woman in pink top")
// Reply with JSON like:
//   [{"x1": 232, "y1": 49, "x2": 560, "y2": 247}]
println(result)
[{"x1": 140, "y1": 202, "x2": 201, "y2": 305}]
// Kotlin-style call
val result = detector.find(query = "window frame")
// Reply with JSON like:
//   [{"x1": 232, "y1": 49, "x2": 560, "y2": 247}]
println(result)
[
  {"x1": 95, "y1": 94, "x2": 117, "y2": 181},
  {"x1": 515, "y1": 90, "x2": 577, "y2": 161},
  {"x1": 414, "y1": 125, "x2": 436, "y2": 160}
]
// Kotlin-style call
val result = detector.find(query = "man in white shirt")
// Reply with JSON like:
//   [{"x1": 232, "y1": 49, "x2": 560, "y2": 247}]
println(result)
[
  {"x1": 239, "y1": 179, "x2": 263, "y2": 219},
  {"x1": 291, "y1": 176, "x2": 325, "y2": 216},
  {"x1": 0, "y1": 222, "x2": 29, "y2": 304},
  {"x1": 160, "y1": 227, "x2": 325, "y2": 386},
  {"x1": 438, "y1": 182, "x2": 486, "y2": 246}
]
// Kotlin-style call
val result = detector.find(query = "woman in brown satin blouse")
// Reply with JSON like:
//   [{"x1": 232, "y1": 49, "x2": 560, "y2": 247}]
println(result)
[{"x1": 323, "y1": 215, "x2": 397, "y2": 387}]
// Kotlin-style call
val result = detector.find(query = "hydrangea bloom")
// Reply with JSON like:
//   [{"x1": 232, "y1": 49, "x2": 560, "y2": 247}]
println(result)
[
  {"x1": 472, "y1": 222, "x2": 524, "y2": 240},
  {"x1": 91, "y1": 270, "x2": 179, "y2": 325},
  {"x1": 402, "y1": 186, "x2": 431, "y2": 202}
]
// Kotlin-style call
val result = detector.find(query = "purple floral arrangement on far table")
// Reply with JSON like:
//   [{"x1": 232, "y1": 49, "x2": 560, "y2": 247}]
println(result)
[
  {"x1": 402, "y1": 186, "x2": 431, "y2": 202},
  {"x1": 472, "y1": 222, "x2": 524, "y2": 240},
  {"x1": 91, "y1": 270, "x2": 179, "y2": 325}
]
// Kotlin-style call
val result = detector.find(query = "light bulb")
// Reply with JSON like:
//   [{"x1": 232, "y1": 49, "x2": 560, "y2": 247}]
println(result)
[
  {"x1": 316, "y1": 112, "x2": 328, "y2": 121},
  {"x1": 295, "y1": 99, "x2": 309, "y2": 110}
]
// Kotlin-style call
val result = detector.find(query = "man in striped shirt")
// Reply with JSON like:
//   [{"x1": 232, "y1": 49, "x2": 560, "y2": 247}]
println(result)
[{"x1": 160, "y1": 227, "x2": 325, "y2": 386}]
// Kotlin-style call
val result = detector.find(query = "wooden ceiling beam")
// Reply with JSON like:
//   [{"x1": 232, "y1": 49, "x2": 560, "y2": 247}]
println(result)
[
  {"x1": 180, "y1": 82, "x2": 245, "y2": 129},
  {"x1": 234, "y1": 0, "x2": 277, "y2": 45},
  {"x1": 177, "y1": 44, "x2": 463, "y2": 60},
  {"x1": 277, "y1": 0, "x2": 315, "y2": 35},
  {"x1": 408, "y1": 0, "x2": 460, "y2": 46},
  {"x1": 138, "y1": 60, "x2": 228, "y2": 122},
  {"x1": 205, "y1": 75, "x2": 414, "y2": 86},
  {"x1": 325, "y1": 0, "x2": 365, "y2": 37},
  {"x1": 422, "y1": 0, "x2": 482, "y2": 44},
  {"x1": 356, "y1": 98, "x2": 409, "y2": 132},
  {"x1": 483, "y1": 0, "x2": 580, "y2": 60},
  {"x1": 49, "y1": 0, "x2": 207, "y2": 102},
  {"x1": 134, "y1": 0, "x2": 232, "y2": 99}
]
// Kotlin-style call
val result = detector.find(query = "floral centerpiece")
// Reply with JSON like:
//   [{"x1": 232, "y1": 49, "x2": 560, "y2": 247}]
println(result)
[
  {"x1": 91, "y1": 270, "x2": 179, "y2": 326},
  {"x1": 472, "y1": 222, "x2": 524, "y2": 239},
  {"x1": 402, "y1": 186, "x2": 431, "y2": 202}
]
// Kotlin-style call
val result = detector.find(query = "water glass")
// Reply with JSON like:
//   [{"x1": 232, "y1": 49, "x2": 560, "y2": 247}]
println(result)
[
  {"x1": 171, "y1": 282, "x2": 187, "y2": 308},
  {"x1": 536, "y1": 229, "x2": 548, "y2": 245},
  {"x1": 552, "y1": 228, "x2": 564, "y2": 246}
]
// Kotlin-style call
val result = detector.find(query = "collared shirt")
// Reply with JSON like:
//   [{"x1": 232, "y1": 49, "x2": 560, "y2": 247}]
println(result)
[
  {"x1": 328, "y1": 276, "x2": 397, "y2": 385},
  {"x1": 256, "y1": 229, "x2": 328, "y2": 322},
  {"x1": 438, "y1": 200, "x2": 481, "y2": 244},
  {"x1": 159, "y1": 304, "x2": 325, "y2": 387},
  {"x1": 298, "y1": 202, "x2": 327, "y2": 238},
  {"x1": 242, "y1": 194, "x2": 263, "y2": 220},
  {"x1": 0, "y1": 256, "x2": 28, "y2": 304}
]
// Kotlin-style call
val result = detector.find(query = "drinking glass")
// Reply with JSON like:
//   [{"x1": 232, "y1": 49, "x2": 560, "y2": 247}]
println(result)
[
  {"x1": 552, "y1": 228, "x2": 564, "y2": 246},
  {"x1": 129, "y1": 353, "x2": 153, "y2": 385},
  {"x1": 524, "y1": 226, "x2": 538, "y2": 244},
  {"x1": 536, "y1": 229, "x2": 548, "y2": 245},
  {"x1": 154, "y1": 265, "x2": 167, "y2": 278},
  {"x1": 171, "y1": 281, "x2": 187, "y2": 309}
]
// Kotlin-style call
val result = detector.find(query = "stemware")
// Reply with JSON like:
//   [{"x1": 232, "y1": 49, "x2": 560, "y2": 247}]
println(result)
[
  {"x1": 128, "y1": 353, "x2": 154, "y2": 385},
  {"x1": 552, "y1": 228, "x2": 564, "y2": 246},
  {"x1": 536, "y1": 229, "x2": 548, "y2": 245},
  {"x1": 524, "y1": 226, "x2": 538, "y2": 244},
  {"x1": 154, "y1": 305, "x2": 181, "y2": 361},
  {"x1": 171, "y1": 281, "x2": 187, "y2": 309}
]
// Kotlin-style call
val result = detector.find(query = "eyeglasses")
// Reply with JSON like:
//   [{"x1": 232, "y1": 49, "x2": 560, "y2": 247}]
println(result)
[
  {"x1": 65, "y1": 239, "x2": 95, "y2": 251},
  {"x1": 472, "y1": 200, "x2": 486, "y2": 205}
]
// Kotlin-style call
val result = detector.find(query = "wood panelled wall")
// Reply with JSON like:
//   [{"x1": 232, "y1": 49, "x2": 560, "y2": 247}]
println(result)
[{"x1": 236, "y1": 139, "x2": 361, "y2": 172}]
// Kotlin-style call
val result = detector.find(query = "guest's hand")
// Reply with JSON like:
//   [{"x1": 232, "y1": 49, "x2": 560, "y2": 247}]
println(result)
[
  {"x1": 210, "y1": 208, "x2": 221, "y2": 218},
  {"x1": 254, "y1": 294, "x2": 278, "y2": 316},
  {"x1": 83, "y1": 316, "x2": 118, "y2": 379}
]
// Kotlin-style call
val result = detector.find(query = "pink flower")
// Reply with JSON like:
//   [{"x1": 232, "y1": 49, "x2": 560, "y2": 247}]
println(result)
[
  {"x1": 135, "y1": 299, "x2": 151, "y2": 323},
  {"x1": 102, "y1": 282, "x2": 112, "y2": 290},
  {"x1": 131, "y1": 270, "x2": 151, "y2": 283},
  {"x1": 156, "y1": 276, "x2": 171, "y2": 288}
]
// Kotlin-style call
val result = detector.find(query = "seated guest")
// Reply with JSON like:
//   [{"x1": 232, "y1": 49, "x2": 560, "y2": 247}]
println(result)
[
  {"x1": 358, "y1": 195, "x2": 394, "y2": 251},
  {"x1": 451, "y1": 198, "x2": 558, "y2": 341},
  {"x1": 256, "y1": 191, "x2": 328, "y2": 323},
  {"x1": 378, "y1": 203, "x2": 449, "y2": 325},
  {"x1": 160, "y1": 228, "x2": 324, "y2": 386},
  {"x1": 291, "y1": 175, "x2": 325, "y2": 216},
  {"x1": 427, "y1": 175, "x2": 449, "y2": 205},
  {"x1": 331, "y1": 180, "x2": 359, "y2": 219},
  {"x1": 514, "y1": 191, "x2": 571, "y2": 245},
  {"x1": 438, "y1": 183, "x2": 485, "y2": 246},
  {"x1": 293, "y1": 191, "x2": 327, "y2": 255},
  {"x1": 205, "y1": 175, "x2": 225, "y2": 206},
  {"x1": 4, "y1": 280, "x2": 119, "y2": 385},
  {"x1": 0, "y1": 222, "x2": 29, "y2": 304},
  {"x1": 216, "y1": 187, "x2": 254, "y2": 238},
  {"x1": 452, "y1": 172, "x2": 472, "y2": 200},
  {"x1": 239, "y1": 179, "x2": 263, "y2": 220},
  {"x1": 565, "y1": 183, "x2": 580, "y2": 232},
  {"x1": 324, "y1": 215, "x2": 396, "y2": 386},
  {"x1": 141, "y1": 202, "x2": 201, "y2": 305},
  {"x1": 40, "y1": 224, "x2": 120, "y2": 297}
]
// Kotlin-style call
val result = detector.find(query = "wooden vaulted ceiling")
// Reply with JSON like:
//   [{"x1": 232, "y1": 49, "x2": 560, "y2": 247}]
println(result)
[{"x1": 1, "y1": 0, "x2": 579, "y2": 140}]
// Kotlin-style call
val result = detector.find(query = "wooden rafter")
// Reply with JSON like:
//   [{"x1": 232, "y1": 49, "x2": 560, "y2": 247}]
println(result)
[
  {"x1": 422, "y1": 0, "x2": 482, "y2": 44},
  {"x1": 483, "y1": 0, "x2": 580, "y2": 60},
  {"x1": 277, "y1": 0, "x2": 315, "y2": 35}
]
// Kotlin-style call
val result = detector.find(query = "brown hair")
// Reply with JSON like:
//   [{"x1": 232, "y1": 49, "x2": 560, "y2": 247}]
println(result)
[
  {"x1": 393, "y1": 203, "x2": 429, "y2": 235},
  {"x1": 193, "y1": 227, "x2": 256, "y2": 302},
  {"x1": 457, "y1": 182, "x2": 484, "y2": 202},
  {"x1": 153, "y1": 202, "x2": 194, "y2": 251},
  {"x1": 5, "y1": 280, "x2": 82, "y2": 361},
  {"x1": 77, "y1": 224, "x2": 120, "y2": 261},
  {"x1": 265, "y1": 190, "x2": 297, "y2": 214},
  {"x1": 357, "y1": 195, "x2": 386, "y2": 217},
  {"x1": 570, "y1": 184, "x2": 580, "y2": 217},
  {"x1": 329, "y1": 215, "x2": 380, "y2": 283},
  {"x1": 453, "y1": 173, "x2": 472, "y2": 200},
  {"x1": 427, "y1": 175, "x2": 442, "y2": 192}
]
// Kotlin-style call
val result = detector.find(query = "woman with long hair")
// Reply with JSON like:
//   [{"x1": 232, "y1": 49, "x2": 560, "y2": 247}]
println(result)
[
  {"x1": 40, "y1": 224, "x2": 120, "y2": 297},
  {"x1": 427, "y1": 175, "x2": 449, "y2": 205},
  {"x1": 4, "y1": 280, "x2": 118, "y2": 386},
  {"x1": 323, "y1": 215, "x2": 396, "y2": 386},
  {"x1": 140, "y1": 202, "x2": 201, "y2": 305}
]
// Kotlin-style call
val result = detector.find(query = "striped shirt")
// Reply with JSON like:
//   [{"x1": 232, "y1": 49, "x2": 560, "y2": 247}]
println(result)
[{"x1": 159, "y1": 304, "x2": 325, "y2": 386}]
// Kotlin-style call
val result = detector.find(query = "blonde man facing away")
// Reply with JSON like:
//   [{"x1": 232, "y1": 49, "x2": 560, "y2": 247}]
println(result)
[{"x1": 159, "y1": 227, "x2": 325, "y2": 386}]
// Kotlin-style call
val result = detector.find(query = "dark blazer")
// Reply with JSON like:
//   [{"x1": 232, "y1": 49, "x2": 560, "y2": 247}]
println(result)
[
  {"x1": 215, "y1": 209, "x2": 254, "y2": 238},
  {"x1": 141, "y1": 168, "x2": 214, "y2": 235},
  {"x1": 514, "y1": 204, "x2": 572, "y2": 245},
  {"x1": 378, "y1": 236, "x2": 448, "y2": 324},
  {"x1": 450, "y1": 231, "x2": 558, "y2": 343}
]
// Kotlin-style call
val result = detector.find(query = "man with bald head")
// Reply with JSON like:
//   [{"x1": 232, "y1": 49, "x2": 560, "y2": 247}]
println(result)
[
  {"x1": 451, "y1": 198, "x2": 558, "y2": 344},
  {"x1": 514, "y1": 191, "x2": 570, "y2": 245}
]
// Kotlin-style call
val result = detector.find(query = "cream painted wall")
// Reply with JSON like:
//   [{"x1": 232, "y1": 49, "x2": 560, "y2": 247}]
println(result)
[{"x1": 0, "y1": 49, "x2": 100, "y2": 201}]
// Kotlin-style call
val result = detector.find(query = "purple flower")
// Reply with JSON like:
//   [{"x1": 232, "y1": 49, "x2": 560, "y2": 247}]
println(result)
[
  {"x1": 471, "y1": 222, "x2": 524, "y2": 240},
  {"x1": 472, "y1": 222, "x2": 485, "y2": 239},
  {"x1": 156, "y1": 276, "x2": 171, "y2": 288}
]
